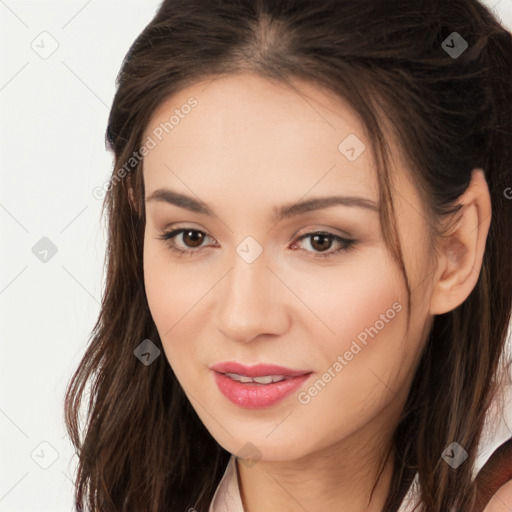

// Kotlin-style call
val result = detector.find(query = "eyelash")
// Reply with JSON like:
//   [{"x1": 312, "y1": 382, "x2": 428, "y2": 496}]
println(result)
[{"x1": 156, "y1": 228, "x2": 357, "y2": 259}]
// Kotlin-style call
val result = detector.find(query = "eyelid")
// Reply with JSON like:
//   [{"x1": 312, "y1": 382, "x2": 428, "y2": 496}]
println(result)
[{"x1": 293, "y1": 225, "x2": 354, "y2": 240}]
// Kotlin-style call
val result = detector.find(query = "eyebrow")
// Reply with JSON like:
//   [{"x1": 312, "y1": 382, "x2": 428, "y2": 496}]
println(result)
[{"x1": 145, "y1": 187, "x2": 379, "y2": 223}]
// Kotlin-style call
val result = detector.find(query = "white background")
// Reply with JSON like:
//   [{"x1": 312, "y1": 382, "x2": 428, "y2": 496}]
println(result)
[{"x1": 1, "y1": 0, "x2": 511, "y2": 510}]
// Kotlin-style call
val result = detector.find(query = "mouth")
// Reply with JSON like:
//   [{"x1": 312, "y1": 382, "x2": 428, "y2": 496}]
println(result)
[{"x1": 209, "y1": 362, "x2": 313, "y2": 409}]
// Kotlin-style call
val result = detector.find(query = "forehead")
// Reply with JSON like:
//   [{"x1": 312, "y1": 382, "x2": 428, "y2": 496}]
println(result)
[{"x1": 141, "y1": 71, "x2": 399, "y2": 209}]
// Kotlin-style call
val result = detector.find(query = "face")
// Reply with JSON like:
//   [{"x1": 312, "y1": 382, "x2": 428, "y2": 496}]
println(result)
[{"x1": 142, "y1": 71, "x2": 436, "y2": 462}]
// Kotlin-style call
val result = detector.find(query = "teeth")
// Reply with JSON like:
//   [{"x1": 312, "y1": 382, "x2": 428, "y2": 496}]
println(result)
[{"x1": 224, "y1": 373, "x2": 287, "y2": 384}]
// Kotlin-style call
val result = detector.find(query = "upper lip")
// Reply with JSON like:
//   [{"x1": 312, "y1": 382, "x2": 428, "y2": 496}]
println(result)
[{"x1": 210, "y1": 361, "x2": 312, "y2": 377}]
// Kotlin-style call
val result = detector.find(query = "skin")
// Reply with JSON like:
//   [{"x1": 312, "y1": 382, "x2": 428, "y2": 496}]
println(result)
[
  {"x1": 141, "y1": 71, "x2": 491, "y2": 512},
  {"x1": 484, "y1": 481, "x2": 512, "y2": 512}
]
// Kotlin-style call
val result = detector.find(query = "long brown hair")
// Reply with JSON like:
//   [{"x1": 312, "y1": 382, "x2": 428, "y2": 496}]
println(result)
[{"x1": 63, "y1": 1, "x2": 512, "y2": 510}]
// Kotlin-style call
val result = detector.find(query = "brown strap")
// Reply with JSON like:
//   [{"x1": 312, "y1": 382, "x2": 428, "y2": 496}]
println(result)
[{"x1": 472, "y1": 436, "x2": 512, "y2": 512}]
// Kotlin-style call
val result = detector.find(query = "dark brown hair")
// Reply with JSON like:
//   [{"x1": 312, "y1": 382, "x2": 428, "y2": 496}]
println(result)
[{"x1": 63, "y1": 1, "x2": 512, "y2": 510}]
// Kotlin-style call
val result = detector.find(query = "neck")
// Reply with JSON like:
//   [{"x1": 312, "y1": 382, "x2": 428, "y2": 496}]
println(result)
[{"x1": 236, "y1": 423, "x2": 397, "y2": 512}]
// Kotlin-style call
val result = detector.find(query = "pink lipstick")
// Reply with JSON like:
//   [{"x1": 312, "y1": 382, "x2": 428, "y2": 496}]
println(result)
[{"x1": 210, "y1": 362, "x2": 313, "y2": 409}]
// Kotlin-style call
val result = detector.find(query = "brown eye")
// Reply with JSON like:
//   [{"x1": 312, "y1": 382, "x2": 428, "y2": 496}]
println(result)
[
  {"x1": 157, "y1": 228, "x2": 356, "y2": 260},
  {"x1": 180, "y1": 229, "x2": 205, "y2": 248},
  {"x1": 156, "y1": 228, "x2": 213, "y2": 256},
  {"x1": 309, "y1": 233, "x2": 334, "y2": 252},
  {"x1": 291, "y1": 231, "x2": 356, "y2": 259}
]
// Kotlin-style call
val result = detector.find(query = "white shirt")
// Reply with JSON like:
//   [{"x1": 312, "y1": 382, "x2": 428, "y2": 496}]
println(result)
[{"x1": 209, "y1": 455, "x2": 421, "y2": 512}]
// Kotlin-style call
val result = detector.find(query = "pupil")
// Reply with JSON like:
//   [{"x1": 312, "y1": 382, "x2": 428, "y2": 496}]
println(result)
[
  {"x1": 312, "y1": 234, "x2": 331, "y2": 251},
  {"x1": 185, "y1": 230, "x2": 203, "y2": 247}
]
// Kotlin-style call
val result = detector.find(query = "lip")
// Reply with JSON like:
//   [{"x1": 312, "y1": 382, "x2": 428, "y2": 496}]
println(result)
[
  {"x1": 209, "y1": 362, "x2": 313, "y2": 409},
  {"x1": 209, "y1": 361, "x2": 311, "y2": 378},
  {"x1": 211, "y1": 371, "x2": 312, "y2": 409}
]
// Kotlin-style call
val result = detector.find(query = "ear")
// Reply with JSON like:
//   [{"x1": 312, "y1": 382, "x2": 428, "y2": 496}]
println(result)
[{"x1": 429, "y1": 169, "x2": 492, "y2": 315}]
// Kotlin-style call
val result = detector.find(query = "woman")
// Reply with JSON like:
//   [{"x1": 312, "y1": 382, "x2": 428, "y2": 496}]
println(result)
[{"x1": 64, "y1": 0, "x2": 512, "y2": 510}]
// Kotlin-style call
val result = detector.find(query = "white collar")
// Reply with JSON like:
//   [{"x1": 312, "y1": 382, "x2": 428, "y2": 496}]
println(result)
[{"x1": 209, "y1": 455, "x2": 244, "y2": 512}]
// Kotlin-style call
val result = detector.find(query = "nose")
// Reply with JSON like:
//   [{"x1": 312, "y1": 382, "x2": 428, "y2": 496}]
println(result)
[{"x1": 215, "y1": 249, "x2": 290, "y2": 343}]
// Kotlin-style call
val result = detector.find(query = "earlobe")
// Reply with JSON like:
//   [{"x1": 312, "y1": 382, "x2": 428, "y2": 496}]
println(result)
[{"x1": 429, "y1": 169, "x2": 491, "y2": 315}]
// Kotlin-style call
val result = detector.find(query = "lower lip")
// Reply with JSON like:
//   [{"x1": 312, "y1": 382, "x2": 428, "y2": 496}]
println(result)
[{"x1": 212, "y1": 371, "x2": 312, "y2": 409}]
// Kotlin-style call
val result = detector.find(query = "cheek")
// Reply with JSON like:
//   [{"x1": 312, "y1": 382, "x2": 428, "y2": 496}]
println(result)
[
  {"x1": 143, "y1": 229, "x2": 203, "y2": 316},
  {"x1": 142, "y1": 238, "x2": 216, "y2": 384},
  {"x1": 287, "y1": 248, "x2": 412, "y2": 417},
  {"x1": 283, "y1": 245, "x2": 407, "y2": 354},
  {"x1": 336, "y1": 265, "x2": 406, "y2": 360},
  {"x1": 144, "y1": 246, "x2": 174, "y2": 328}
]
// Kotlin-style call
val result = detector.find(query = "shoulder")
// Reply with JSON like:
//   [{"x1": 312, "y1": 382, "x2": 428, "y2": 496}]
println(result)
[{"x1": 482, "y1": 479, "x2": 512, "y2": 512}]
